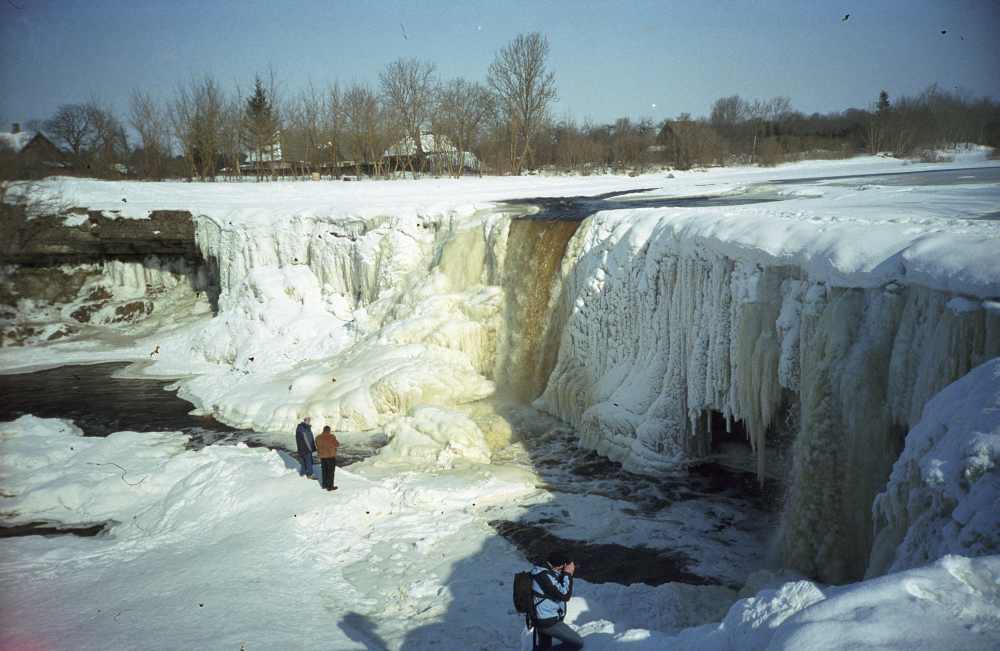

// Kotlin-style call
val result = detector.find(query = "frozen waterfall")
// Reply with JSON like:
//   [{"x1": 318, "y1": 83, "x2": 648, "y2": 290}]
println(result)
[{"x1": 178, "y1": 198, "x2": 997, "y2": 584}]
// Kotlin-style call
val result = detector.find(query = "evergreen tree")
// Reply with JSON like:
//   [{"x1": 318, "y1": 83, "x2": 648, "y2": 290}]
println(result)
[
  {"x1": 244, "y1": 77, "x2": 278, "y2": 180},
  {"x1": 877, "y1": 90, "x2": 891, "y2": 118}
]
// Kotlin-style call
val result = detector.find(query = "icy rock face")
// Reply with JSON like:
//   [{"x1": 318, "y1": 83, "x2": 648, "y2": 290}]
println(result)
[
  {"x1": 868, "y1": 358, "x2": 1000, "y2": 577},
  {"x1": 189, "y1": 264, "x2": 352, "y2": 370},
  {"x1": 1, "y1": 256, "x2": 210, "y2": 346},
  {"x1": 175, "y1": 212, "x2": 508, "y2": 435},
  {"x1": 536, "y1": 211, "x2": 1000, "y2": 583},
  {"x1": 194, "y1": 214, "x2": 434, "y2": 314}
]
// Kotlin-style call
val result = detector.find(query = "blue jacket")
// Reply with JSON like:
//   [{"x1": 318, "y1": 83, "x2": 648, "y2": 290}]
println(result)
[
  {"x1": 295, "y1": 421, "x2": 316, "y2": 456},
  {"x1": 530, "y1": 565, "x2": 573, "y2": 625}
]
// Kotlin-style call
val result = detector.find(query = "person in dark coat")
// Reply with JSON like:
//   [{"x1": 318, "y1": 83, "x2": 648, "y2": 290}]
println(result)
[
  {"x1": 530, "y1": 553, "x2": 582, "y2": 650},
  {"x1": 295, "y1": 416, "x2": 316, "y2": 478},
  {"x1": 315, "y1": 425, "x2": 341, "y2": 491}
]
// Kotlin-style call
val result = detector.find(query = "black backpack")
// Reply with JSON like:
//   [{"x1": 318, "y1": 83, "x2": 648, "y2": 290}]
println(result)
[{"x1": 513, "y1": 571, "x2": 537, "y2": 625}]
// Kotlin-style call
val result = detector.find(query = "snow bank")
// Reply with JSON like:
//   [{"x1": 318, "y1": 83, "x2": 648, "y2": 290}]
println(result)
[
  {"x1": 0, "y1": 415, "x2": 293, "y2": 529},
  {"x1": 0, "y1": 416, "x2": 542, "y2": 650},
  {"x1": 4, "y1": 416, "x2": 999, "y2": 650},
  {"x1": 869, "y1": 358, "x2": 1000, "y2": 576},
  {"x1": 377, "y1": 406, "x2": 493, "y2": 467},
  {"x1": 638, "y1": 555, "x2": 1000, "y2": 651}
]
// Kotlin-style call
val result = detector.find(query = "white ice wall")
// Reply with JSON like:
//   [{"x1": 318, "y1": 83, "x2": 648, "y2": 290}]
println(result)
[
  {"x1": 194, "y1": 214, "x2": 437, "y2": 314},
  {"x1": 868, "y1": 358, "x2": 1000, "y2": 577},
  {"x1": 182, "y1": 201, "x2": 998, "y2": 582},
  {"x1": 171, "y1": 211, "x2": 509, "y2": 436},
  {"x1": 535, "y1": 210, "x2": 1000, "y2": 582}
]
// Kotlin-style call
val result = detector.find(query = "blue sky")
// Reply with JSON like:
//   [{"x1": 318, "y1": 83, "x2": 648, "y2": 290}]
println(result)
[{"x1": 1, "y1": 0, "x2": 998, "y2": 127}]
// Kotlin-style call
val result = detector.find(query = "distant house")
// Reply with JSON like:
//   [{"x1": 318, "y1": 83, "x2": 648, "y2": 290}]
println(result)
[
  {"x1": 0, "y1": 123, "x2": 70, "y2": 178},
  {"x1": 383, "y1": 132, "x2": 480, "y2": 175},
  {"x1": 240, "y1": 131, "x2": 310, "y2": 177},
  {"x1": 241, "y1": 132, "x2": 287, "y2": 175}
]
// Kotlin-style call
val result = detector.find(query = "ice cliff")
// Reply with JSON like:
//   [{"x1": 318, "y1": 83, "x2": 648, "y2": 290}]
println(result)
[
  {"x1": 177, "y1": 193, "x2": 999, "y2": 583},
  {"x1": 535, "y1": 210, "x2": 999, "y2": 582},
  {"x1": 868, "y1": 357, "x2": 1000, "y2": 576},
  {"x1": 10, "y1": 160, "x2": 998, "y2": 586}
]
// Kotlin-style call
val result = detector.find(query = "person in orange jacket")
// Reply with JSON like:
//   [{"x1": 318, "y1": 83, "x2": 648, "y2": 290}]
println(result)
[{"x1": 315, "y1": 425, "x2": 340, "y2": 491}]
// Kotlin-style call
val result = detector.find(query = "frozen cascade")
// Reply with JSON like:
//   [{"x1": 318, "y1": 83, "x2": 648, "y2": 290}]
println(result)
[
  {"x1": 194, "y1": 214, "x2": 434, "y2": 314},
  {"x1": 172, "y1": 211, "x2": 512, "y2": 435},
  {"x1": 177, "y1": 202, "x2": 996, "y2": 584},
  {"x1": 101, "y1": 257, "x2": 207, "y2": 296},
  {"x1": 535, "y1": 211, "x2": 1000, "y2": 583}
]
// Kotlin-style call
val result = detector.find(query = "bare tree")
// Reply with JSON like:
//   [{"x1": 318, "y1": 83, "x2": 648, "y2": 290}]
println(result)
[
  {"x1": 170, "y1": 76, "x2": 226, "y2": 180},
  {"x1": 129, "y1": 90, "x2": 170, "y2": 179},
  {"x1": 433, "y1": 78, "x2": 493, "y2": 176},
  {"x1": 219, "y1": 86, "x2": 244, "y2": 180},
  {"x1": 284, "y1": 81, "x2": 329, "y2": 177},
  {"x1": 661, "y1": 115, "x2": 724, "y2": 169},
  {"x1": 341, "y1": 83, "x2": 383, "y2": 177},
  {"x1": 324, "y1": 83, "x2": 344, "y2": 175},
  {"x1": 380, "y1": 58, "x2": 437, "y2": 174},
  {"x1": 85, "y1": 102, "x2": 129, "y2": 176},
  {"x1": 710, "y1": 95, "x2": 747, "y2": 130},
  {"x1": 44, "y1": 104, "x2": 94, "y2": 162},
  {"x1": 487, "y1": 32, "x2": 558, "y2": 174}
]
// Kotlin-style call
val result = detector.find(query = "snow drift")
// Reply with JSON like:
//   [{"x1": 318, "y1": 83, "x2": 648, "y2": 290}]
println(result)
[{"x1": 868, "y1": 357, "x2": 1000, "y2": 576}]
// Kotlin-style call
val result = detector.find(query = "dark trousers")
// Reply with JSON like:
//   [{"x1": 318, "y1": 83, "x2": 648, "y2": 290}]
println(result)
[
  {"x1": 299, "y1": 451, "x2": 314, "y2": 477},
  {"x1": 320, "y1": 458, "x2": 337, "y2": 490},
  {"x1": 535, "y1": 622, "x2": 583, "y2": 650}
]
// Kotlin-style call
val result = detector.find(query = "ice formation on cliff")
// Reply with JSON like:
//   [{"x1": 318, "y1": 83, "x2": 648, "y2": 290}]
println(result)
[
  {"x1": 536, "y1": 210, "x2": 1000, "y2": 581},
  {"x1": 868, "y1": 358, "x2": 1000, "y2": 576},
  {"x1": 5, "y1": 155, "x2": 999, "y2": 586}
]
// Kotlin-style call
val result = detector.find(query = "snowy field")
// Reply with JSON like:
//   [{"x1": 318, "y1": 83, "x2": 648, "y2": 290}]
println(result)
[
  {"x1": 2, "y1": 151, "x2": 1000, "y2": 649},
  {"x1": 2, "y1": 364, "x2": 998, "y2": 651}
]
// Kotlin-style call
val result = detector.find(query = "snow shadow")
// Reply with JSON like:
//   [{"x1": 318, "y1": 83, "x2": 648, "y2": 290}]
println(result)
[
  {"x1": 391, "y1": 406, "x2": 778, "y2": 648},
  {"x1": 339, "y1": 612, "x2": 390, "y2": 650}
]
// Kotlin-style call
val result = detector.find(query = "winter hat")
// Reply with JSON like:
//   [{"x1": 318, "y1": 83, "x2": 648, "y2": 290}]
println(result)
[{"x1": 546, "y1": 552, "x2": 570, "y2": 567}]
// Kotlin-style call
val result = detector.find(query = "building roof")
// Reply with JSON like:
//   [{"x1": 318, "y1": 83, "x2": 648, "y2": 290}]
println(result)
[
  {"x1": 385, "y1": 133, "x2": 458, "y2": 157},
  {"x1": 0, "y1": 130, "x2": 35, "y2": 153},
  {"x1": 384, "y1": 132, "x2": 480, "y2": 169}
]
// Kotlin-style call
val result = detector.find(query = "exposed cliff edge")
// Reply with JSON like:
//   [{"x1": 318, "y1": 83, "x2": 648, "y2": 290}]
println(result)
[{"x1": 0, "y1": 204, "x2": 200, "y2": 265}]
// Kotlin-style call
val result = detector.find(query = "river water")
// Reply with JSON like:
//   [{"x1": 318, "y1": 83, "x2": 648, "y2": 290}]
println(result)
[{"x1": 0, "y1": 361, "x2": 372, "y2": 464}]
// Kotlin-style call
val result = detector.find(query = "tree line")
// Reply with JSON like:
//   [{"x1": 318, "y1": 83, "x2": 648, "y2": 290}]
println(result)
[{"x1": 7, "y1": 31, "x2": 1000, "y2": 181}]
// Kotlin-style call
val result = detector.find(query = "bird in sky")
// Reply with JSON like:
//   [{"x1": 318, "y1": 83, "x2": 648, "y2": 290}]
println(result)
[
  {"x1": 941, "y1": 29, "x2": 947, "y2": 35},
  {"x1": 842, "y1": 14, "x2": 850, "y2": 22},
  {"x1": 400, "y1": 23, "x2": 408, "y2": 40}
]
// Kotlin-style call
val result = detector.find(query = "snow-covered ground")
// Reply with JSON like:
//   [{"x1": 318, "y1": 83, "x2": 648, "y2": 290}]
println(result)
[
  {"x1": 2, "y1": 151, "x2": 1000, "y2": 648},
  {"x1": 2, "y1": 378, "x2": 998, "y2": 650}
]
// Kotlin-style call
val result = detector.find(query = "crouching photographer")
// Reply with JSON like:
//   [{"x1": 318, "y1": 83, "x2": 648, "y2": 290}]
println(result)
[{"x1": 530, "y1": 553, "x2": 583, "y2": 650}]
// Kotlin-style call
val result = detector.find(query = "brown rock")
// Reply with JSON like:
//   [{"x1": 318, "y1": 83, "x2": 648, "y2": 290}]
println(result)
[
  {"x1": 70, "y1": 302, "x2": 107, "y2": 323},
  {"x1": 112, "y1": 300, "x2": 153, "y2": 322}
]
